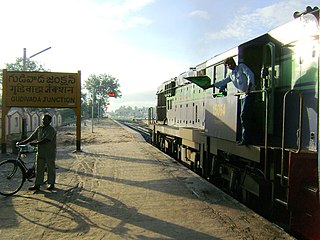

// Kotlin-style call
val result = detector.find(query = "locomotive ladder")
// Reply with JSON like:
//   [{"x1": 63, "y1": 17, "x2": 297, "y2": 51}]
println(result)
[{"x1": 275, "y1": 89, "x2": 303, "y2": 207}]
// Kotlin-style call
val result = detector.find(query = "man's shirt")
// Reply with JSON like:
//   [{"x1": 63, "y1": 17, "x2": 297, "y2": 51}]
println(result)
[
  {"x1": 29, "y1": 125, "x2": 56, "y2": 159},
  {"x1": 214, "y1": 63, "x2": 255, "y2": 98}
]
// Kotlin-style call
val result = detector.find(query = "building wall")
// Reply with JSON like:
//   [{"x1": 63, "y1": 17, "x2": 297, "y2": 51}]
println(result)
[
  {"x1": 6, "y1": 111, "x2": 22, "y2": 134},
  {"x1": 0, "y1": 109, "x2": 62, "y2": 137}
]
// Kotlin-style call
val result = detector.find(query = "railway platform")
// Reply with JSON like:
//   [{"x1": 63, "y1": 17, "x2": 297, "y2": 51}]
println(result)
[{"x1": 0, "y1": 119, "x2": 295, "y2": 240}]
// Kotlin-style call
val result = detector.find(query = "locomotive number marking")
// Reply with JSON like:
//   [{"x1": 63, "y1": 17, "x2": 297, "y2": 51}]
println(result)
[{"x1": 213, "y1": 104, "x2": 226, "y2": 117}]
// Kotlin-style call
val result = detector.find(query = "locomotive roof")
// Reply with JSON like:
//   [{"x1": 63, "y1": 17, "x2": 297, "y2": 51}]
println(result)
[
  {"x1": 240, "y1": 13, "x2": 319, "y2": 50},
  {"x1": 268, "y1": 13, "x2": 319, "y2": 45}
]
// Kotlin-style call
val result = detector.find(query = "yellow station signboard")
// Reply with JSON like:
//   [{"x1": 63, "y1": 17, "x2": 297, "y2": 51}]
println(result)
[
  {"x1": 1, "y1": 70, "x2": 82, "y2": 153},
  {"x1": 4, "y1": 71, "x2": 79, "y2": 108}
]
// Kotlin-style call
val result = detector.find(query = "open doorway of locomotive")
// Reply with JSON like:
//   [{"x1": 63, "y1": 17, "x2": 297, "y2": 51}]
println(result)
[
  {"x1": 237, "y1": 35, "x2": 277, "y2": 148},
  {"x1": 237, "y1": 36, "x2": 282, "y2": 198},
  {"x1": 236, "y1": 38, "x2": 294, "y2": 222}
]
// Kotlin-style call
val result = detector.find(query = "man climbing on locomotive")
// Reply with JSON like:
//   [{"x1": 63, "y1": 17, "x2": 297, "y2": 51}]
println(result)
[{"x1": 206, "y1": 57, "x2": 255, "y2": 145}]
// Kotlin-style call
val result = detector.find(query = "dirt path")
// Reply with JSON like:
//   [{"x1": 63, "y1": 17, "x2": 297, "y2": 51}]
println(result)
[{"x1": 0, "y1": 119, "x2": 295, "y2": 240}]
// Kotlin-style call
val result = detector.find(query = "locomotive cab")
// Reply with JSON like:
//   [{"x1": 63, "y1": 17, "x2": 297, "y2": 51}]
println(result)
[{"x1": 206, "y1": 10, "x2": 320, "y2": 239}]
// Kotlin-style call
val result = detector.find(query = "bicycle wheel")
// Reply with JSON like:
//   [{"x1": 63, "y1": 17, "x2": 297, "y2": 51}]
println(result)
[{"x1": 0, "y1": 160, "x2": 25, "y2": 196}]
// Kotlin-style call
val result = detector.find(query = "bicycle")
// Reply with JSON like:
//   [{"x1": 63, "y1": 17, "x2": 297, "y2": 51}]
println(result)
[{"x1": 0, "y1": 144, "x2": 36, "y2": 196}]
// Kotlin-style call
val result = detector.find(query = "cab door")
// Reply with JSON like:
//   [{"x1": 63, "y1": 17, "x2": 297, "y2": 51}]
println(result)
[{"x1": 205, "y1": 60, "x2": 239, "y2": 142}]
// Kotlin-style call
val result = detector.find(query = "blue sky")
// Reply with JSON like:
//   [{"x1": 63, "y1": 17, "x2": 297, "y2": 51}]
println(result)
[{"x1": 0, "y1": 0, "x2": 318, "y2": 111}]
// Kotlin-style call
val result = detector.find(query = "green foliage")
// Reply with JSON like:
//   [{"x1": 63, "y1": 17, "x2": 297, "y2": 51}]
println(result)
[
  {"x1": 0, "y1": 57, "x2": 49, "y2": 82},
  {"x1": 0, "y1": 57, "x2": 50, "y2": 105},
  {"x1": 83, "y1": 73, "x2": 122, "y2": 118},
  {"x1": 81, "y1": 92, "x2": 91, "y2": 119},
  {"x1": 84, "y1": 74, "x2": 122, "y2": 99},
  {"x1": 5, "y1": 57, "x2": 49, "y2": 72},
  {"x1": 56, "y1": 108, "x2": 76, "y2": 125},
  {"x1": 111, "y1": 106, "x2": 149, "y2": 119}
]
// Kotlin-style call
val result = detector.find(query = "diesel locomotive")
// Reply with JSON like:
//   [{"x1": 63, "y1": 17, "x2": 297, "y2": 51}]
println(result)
[{"x1": 148, "y1": 7, "x2": 320, "y2": 239}]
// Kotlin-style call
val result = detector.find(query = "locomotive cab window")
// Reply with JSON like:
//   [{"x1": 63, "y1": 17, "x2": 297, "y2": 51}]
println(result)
[
  {"x1": 223, "y1": 58, "x2": 239, "y2": 96},
  {"x1": 213, "y1": 64, "x2": 227, "y2": 97}
]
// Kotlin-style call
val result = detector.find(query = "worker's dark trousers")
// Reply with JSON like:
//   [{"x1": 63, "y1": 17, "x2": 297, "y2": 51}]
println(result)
[
  {"x1": 35, "y1": 156, "x2": 56, "y2": 185},
  {"x1": 240, "y1": 94, "x2": 254, "y2": 144}
]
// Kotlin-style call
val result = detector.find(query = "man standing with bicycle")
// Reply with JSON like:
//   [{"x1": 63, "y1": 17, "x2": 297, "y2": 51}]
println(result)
[{"x1": 17, "y1": 114, "x2": 57, "y2": 191}]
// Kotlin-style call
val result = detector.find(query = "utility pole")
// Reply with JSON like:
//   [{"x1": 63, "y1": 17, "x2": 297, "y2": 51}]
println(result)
[
  {"x1": 23, "y1": 48, "x2": 27, "y2": 71},
  {"x1": 23, "y1": 47, "x2": 51, "y2": 70},
  {"x1": 91, "y1": 87, "x2": 95, "y2": 133},
  {"x1": 21, "y1": 47, "x2": 51, "y2": 139}
]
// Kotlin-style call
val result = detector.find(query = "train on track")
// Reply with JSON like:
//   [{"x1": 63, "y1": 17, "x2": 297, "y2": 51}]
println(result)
[{"x1": 148, "y1": 6, "x2": 319, "y2": 240}]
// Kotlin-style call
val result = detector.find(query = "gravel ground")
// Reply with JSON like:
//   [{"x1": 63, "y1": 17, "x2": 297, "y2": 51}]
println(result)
[{"x1": 0, "y1": 119, "x2": 296, "y2": 240}]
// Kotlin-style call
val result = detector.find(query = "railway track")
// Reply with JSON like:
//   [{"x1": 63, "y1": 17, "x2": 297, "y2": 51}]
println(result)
[{"x1": 117, "y1": 120, "x2": 151, "y2": 143}]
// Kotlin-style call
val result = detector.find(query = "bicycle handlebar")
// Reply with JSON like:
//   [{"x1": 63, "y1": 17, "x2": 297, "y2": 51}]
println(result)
[{"x1": 15, "y1": 143, "x2": 36, "y2": 154}]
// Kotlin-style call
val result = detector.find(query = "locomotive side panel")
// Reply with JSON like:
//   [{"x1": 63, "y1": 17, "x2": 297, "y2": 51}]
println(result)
[
  {"x1": 278, "y1": 36, "x2": 319, "y2": 152},
  {"x1": 205, "y1": 51, "x2": 242, "y2": 142},
  {"x1": 193, "y1": 86, "x2": 206, "y2": 129},
  {"x1": 269, "y1": 12, "x2": 319, "y2": 152},
  {"x1": 167, "y1": 72, "x2": 206, "y2": 129},
  {"x1": 294, "y1": 45, "x2": 318, "y2": 152},
  {"x1": 205, "y1": 95, "x2": 239, "y2": 142}
]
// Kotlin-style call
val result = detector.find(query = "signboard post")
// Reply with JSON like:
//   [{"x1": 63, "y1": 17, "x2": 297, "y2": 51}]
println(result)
[{"x1": 1, "y1": 70, "x2": 82, "y2": 153}]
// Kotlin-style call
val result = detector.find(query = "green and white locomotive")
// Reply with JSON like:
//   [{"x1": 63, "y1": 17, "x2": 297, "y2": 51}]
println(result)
[{"x1": 149, "y1": 6, "x2": 319, "y2": 240}]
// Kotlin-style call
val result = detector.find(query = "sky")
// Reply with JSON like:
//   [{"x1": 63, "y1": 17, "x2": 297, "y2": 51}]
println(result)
[{"x1": 0, "y1": 0, "x2": 318, "y2": 111}]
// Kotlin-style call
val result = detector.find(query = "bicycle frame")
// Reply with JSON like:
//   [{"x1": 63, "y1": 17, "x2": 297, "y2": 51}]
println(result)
[
  {"x1": 0, "y1": 144, "x2": 36, "y2": 196},
  {"x1": 14, "y1": 145, "x2": 35, "y2": 179}
]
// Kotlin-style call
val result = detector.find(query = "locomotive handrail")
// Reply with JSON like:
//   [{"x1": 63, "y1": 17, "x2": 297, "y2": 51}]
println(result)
[
  {"x1": 235, "y1": 90, "x2": 269, "y2": 180},
  {"x1": 233, "y1": 90, "x2": 262, "y2": 96},
  {"x1": 280, "y1": 89, "x2": 303, "y2": 186}
]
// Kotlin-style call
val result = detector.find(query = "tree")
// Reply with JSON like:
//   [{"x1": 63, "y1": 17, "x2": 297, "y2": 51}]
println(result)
[
  {"x1": 112, "y1": 106, "x2": 149, "y2": 119},
  {"x1": 5, "y1": 57, "x2": 49, "y2": 72},
  {"x1": 83, "y1": 74, "x2": 122, "y2": 118},
  {"x1": 84, "y1": 74, "x2": 122, "y2": 99},
  {"x1": 81, "y1": 92, "x2": 91, "y2": 119},
  {"x1": 0, "y1": 57, "x2": 50, "y2": 138}
]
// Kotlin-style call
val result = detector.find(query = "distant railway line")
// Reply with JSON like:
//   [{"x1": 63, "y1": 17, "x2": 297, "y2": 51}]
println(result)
[{"x1": 117, "y1": 120, "x2": 151, "y2": 143}]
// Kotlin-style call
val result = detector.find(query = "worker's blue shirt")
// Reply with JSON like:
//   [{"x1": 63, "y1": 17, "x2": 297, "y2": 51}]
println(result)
[{"x1": 214, "y1": 63, "x2": 255, "y2": 98}]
